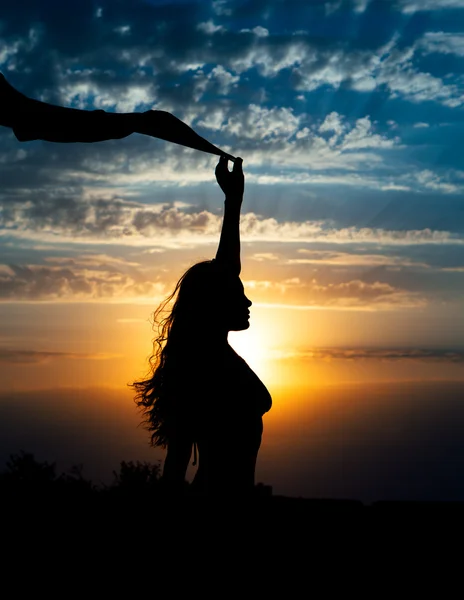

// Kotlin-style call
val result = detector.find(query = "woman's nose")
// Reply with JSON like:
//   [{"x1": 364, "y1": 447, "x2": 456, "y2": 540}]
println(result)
[{"x1": 246, "y1": 297, "x2": 252, "y2": 307}]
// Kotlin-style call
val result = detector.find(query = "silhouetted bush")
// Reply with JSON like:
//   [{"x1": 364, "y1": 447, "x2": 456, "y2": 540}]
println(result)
[
  {"x1": 254, "y1": 482, "x2": 273, "y2": 497},
  {"x1": 0, "y1": 451, "x2": 274, "y2": 503},
  {"x1": 111, "y1": 460, "x2": 162, "y2": 491},
  {"x1": 0, "y1": 451, "x2": 94, "y2": 498},
  {"x1": 0, "y1": 450, "x2": 56, "y2": 490},
  {"x1": 56, "y1": 463, "x2": 94, "y2": 493}
]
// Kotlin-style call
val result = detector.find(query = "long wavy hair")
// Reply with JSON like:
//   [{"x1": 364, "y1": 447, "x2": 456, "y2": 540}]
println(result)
[{"x1": 132, "y1": 260, "x2": 224, "y2": 447}]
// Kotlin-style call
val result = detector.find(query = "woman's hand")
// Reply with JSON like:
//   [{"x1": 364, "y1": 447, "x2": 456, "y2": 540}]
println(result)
[{"x1": 215, "y1": 156, "x2": 244, "y2": 199}]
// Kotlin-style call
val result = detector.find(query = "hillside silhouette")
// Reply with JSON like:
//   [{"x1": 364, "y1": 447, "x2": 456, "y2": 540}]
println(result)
[{"x1": 3, "y1": 450, "x2": 463, "y2": 516}]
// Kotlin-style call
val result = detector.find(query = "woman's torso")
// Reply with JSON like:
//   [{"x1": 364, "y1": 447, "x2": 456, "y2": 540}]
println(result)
[{"x1": 175, "y1": 343, "x2": 272, "y2": 493}]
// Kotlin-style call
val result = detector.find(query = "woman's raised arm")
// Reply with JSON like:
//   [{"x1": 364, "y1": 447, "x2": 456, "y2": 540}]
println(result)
[{"x1": 214, "y1": 156, "x2": 244, "y2": 277}]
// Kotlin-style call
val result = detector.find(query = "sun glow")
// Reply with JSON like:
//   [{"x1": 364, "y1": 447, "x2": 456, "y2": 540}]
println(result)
[
  {"x1": 228, "y1": 311, "x2": 279, "y2": 382},
  {"x1": 227, "y1": 306, "x2": 308, "y2": 387},
  {"x1": 229, "y1": 327, "x2": 270, "y2": 380}
]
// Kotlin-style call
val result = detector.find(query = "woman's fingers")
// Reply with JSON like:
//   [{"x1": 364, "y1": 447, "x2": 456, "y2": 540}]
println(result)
[
  {"x1": 215, "y1": 155, "x2": 228, "y2": 176},
  {"x1": 233, "y1": 156, "x2": 243, "y2": 173},
  {"x1": 216, "y1": 155, "x2": 244, "y2": 196}
]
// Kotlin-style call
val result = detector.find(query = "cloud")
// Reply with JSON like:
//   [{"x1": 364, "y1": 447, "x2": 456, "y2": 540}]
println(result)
[
  {"x1": 319, "y1": 111, "x2": 345, "y2": 138},
  {"x1": 0, "y1": 0, "x2": 463, "y2": 288},
  {"x1": 1, "y1": 121, "x2": 457, "y2": 207},
  {"x1": 113, "y1": 25, "x2": 131, "y2": 37},
  {"x1": 418, "y1": 32, "x2": 464, "y2": 57},
  {"x1": 0, "y1": 0, "x2": 462, "y2": 118},
  {"x1": 325, "y1": 1, "x2": 343, "y2": 16},
  {"x1": 241, "y1": 26, "x2": 269, "y2": 37},
  {"x1": 196, "y1": 107, "x2": 228, "y2": 130},
  {"x1": 2, "y1": 189, "x2": 464, "y2": 247},
  {"x1": 244, "y1": 277, "x2": 302, "y2": 294},
  {"x1": 398, "y1": 0, "x2": 464, "y2": 13},
  {"x1": 192, "y1": 66, "x2": 240, "y2": 105},
  {"x1": 226, "y1": 104, "x2": 301, "y2": 140},
  {"x1": 0, "y1": 3, "x2": 461, "y2": 210},
  {"x1": 228, "y1": 40, "x2": 307, "y2": 77},
  {"x1": 0, "y1": 235, "x2": 445, "y2": 306},
  {"x1": 324, "y1": 0, "x2": 372, "y2": 13},
  {"x1": 60, "y1": 80, "x2": 155, "y2": 113},
  {"x1": 212, "y1": 0, "x2": 232, "y2": 17},
  {"x1": 242, "y1": 220, "x2": 464, "y2": 246},
  {"x1": 209, "y1": 65, "x2": 240, "y2": 95},
  {"x1": 272, "y1": 346, "x2": 464, "y2": 362},
  {"x1": 340, "y1": 117, "x2": 397, "y2": 150},
  {"x1": 0, "y1": 262, "x2": 418, "y2": 307},
  {"x1": 248, "y1": 163, "x2": 461, "y2": 195},
  {"x1": 196, "y1": 20, "x2": 225, "y2": 35},
  {"x1": 307, "y1": 279, "x2": 424, "y2": 308},
  {"x1": 45, "y1": 254, "x2": 140, "y2": 268},
  {"x1": 0, "y1": 259, "x2": 166, "y2": 301},
  {"x1": 373, "y1": 43, "x2": 464, "y2": 108},
  {"x1": 0, "y1": 350, "x2": 122, "y2": 364},
  {"x1": 290, "y1": 249, "x2": 429, "y2": 268},
  {"x1": 244, "y1": 276, "x2": 425, "y2": 309},
  {"x1": 415, "y1": 170, "x2": 458, "y2": 193},
  {"x1": 290, "y1": 35, "x2": 464, "y2": 107},
  {"x1": 353, "y1": 0, "x2": 371, "y2": 11},
  {"x1": 291, "y1": 44, "x2": 381, "y2": 93},
  {"x1": 218, "y1": 110, "x2": 400, "y2": 172},
  {"x1": 249, "y1": 252, "x2": 280, "y2": 262}
]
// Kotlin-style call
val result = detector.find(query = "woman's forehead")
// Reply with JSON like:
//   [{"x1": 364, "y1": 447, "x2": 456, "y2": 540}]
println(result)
[{"x1": 222, "y1": 275, "x2": 244, "y2": 293}]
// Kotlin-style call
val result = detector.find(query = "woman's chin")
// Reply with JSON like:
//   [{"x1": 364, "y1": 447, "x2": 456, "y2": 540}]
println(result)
[{"x1": 229, "y1": 320, "x2": 250, "y2": 332}]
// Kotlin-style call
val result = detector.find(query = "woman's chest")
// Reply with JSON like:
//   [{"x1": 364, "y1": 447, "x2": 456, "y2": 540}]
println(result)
[{"x1": 205, "y1": 351, "x2": 272, "y2": 415}]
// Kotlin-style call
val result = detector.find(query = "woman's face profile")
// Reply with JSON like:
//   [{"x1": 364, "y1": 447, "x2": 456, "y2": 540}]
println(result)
[{"x1": 218, "y1": 276, "x2": 252, "y2": 332}]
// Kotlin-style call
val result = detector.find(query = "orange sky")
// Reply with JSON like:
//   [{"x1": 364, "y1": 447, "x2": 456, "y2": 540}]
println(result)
[
  {"x1": 0, "y1": 294, "x2": 463, "y2": 394},
  {"x1": 1, "y1": 291, "x2": 463, "y2": 501}
]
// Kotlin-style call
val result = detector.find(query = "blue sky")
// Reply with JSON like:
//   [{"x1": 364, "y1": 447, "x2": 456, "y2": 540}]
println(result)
[{"x1": 0, "y1": 0, "x2": 463, "y2": 360}]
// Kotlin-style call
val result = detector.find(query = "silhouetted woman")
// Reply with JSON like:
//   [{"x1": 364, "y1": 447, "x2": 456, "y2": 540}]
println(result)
[
  {"x1": 0, "y1": 72, "x2": 234, "y2": 160},
  {"x1": 132, "y1": 157, "x2": 272, "y2": 496}
]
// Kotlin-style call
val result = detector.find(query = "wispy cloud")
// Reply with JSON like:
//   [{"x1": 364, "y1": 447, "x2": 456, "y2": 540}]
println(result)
[
  {"x1": 272, "y1": 346, "x2": 464, "y2": 362},
  {"x1": 288, "y1": 249, "x2": 429, "y2": 268},
  {"x1": 418, "y1": 32, "x2": 464, "y2": 57},
  {"x1": 399, "y1": 0, "x2": 464, "y2": 14},
  {"x1": 2, "y1": 192, "x2": 463, "y2": 246},
  {"x1": 245, "y1": 277, "x2": 426, "y2": 310},
  {"x1": 0, "y1": 261, "x2": 166, "y2": 301},
  {"x1": 0, "y1": 350, "x2": 122, "y2": 364}
]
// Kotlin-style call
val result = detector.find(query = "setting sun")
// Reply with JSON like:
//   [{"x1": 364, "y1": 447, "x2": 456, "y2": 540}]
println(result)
[{"x1": 229, "y1": 325, "x2": 271, "y2": 381}]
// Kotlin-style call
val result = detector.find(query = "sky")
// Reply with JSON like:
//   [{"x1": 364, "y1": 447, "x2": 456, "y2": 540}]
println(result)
[{"x1": 1, "y1": 0, "x2": 464, "y2": 501}]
